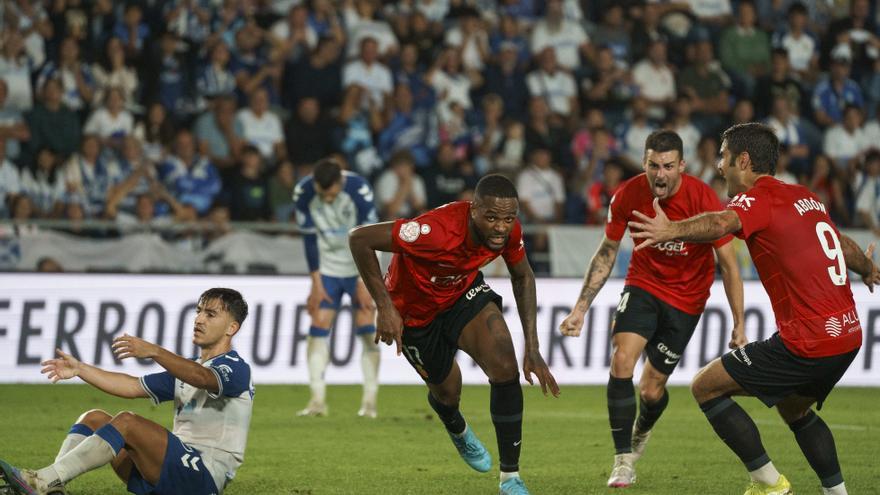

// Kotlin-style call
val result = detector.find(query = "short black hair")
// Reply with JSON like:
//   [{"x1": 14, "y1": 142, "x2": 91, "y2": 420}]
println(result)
[
  {"x1": 199, "y1": 288, "x2": 248, "y2": 326},
  {"x1": 722, "y1": 123, "x2": 779, "y2": 175},
  {"x1": 313, "y1": 158, "x2": 343, "y2": 189},
  {"x1": 787, "y1": 1, "x2": 808, "y2": 16},
  {"x1": 475, "y1": 174, "x2": 518, "y2": 200},
  {"x1": 644, "y1": 129, "x2": 684, "y2": 161}
]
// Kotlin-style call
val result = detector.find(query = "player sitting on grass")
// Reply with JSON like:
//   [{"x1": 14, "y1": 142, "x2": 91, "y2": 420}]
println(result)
[{"x1": 0, "y1": 288, "x2": 254, "y2": 495}]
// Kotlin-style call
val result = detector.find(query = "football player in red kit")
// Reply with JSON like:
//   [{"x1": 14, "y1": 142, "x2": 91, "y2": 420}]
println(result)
[
  {"x1": 630, "y1": 123, "x2": 880, "y2": 495},
  {"x1": 349, "y1": 174, "x2": 559, "y2": 495}
]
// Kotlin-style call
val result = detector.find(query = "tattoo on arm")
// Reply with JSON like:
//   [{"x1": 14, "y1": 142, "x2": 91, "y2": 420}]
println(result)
[
  {"x1": 673, "y1": 211, "x2": 741, "y2": 243},
  {"x1": 577, "y1": 238, "x2": 620, "y2": 310},
  {"x1": 841, "y1": 234, "x2": 872, "y2": 277}
]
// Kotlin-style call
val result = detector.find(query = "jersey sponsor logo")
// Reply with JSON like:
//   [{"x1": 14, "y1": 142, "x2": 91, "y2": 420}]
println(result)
[
  {"x1": 651, "y1": 240, "x2": 688, "y2": 256},
  {"x1": 399, "y1": 221, "x2": 421, "y2": 242},
  {"x1": 465, "y1": 283, "x2": 492, "y2": 301},
  {"x1": 656, "y1": 342, "x2": 681, "y2": 365},
  {"x1": 180, "y1": 453, "x2": 201, "y2": 471},
  {"x1": 430, "y1": 274, "x2": 466, "y2": 287},
  {"x1": 420, "y1": 223, "x2": 431, "y2": 235},
  {"x1": 729, "y1": 194, "x2": 756, "y2": 210},
  {"x1": 825, "y1": 316, "x2": 842, "y2": 337},
  {"x1": 216, "y1": 364, "x2": 233, "y2": 382},
  {"x1": 793, "y1": 197, "x2": 827, "y2": 216}
]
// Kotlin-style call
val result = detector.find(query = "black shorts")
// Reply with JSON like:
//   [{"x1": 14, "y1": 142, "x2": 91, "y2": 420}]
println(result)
[
  {"x1": 722, "y1": 333, "x2": 859, "y2": 410},
  {"x1": 612, "y1": 285, "x2": 702, "y2": 375},
  {"x1": 400, "y1": 273, "x2": 502, "y2": 384}
]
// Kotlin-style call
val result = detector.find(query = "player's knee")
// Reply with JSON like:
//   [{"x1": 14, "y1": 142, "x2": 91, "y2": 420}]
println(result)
[
  {"x1": 640, "y1": 384, "x2": 666, "y2": 404},
  {"x1": 487, "y1": 359, "x2": 519, "y2": 383},
  {"x1": 690, "y1": 373, "x2": 714, "y2": 403},
  {"x1": 110, "y1": 411, "x2": 141, "y2": 432},
  {"x1": 77, "y1": 409, "x2": 112, "y2": 429},
  {"x1": 777, "y1": 403, "x2": 810, "y2": 424},
  {"x1": 610, "y1": 349, "x2": 637, "y2": 377}
]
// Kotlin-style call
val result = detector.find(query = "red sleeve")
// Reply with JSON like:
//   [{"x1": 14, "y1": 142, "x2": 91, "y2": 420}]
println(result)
[
  {"x1": 502, "y1": 221, "x2": 526, "y2": 265},
  {"x1": 726, "y1": 187, "x2": 771, "y2": 239},
  {"x1": 604, "y1": 186, "x2": 629, "y2": 241},
  {"x1": 390, "y1": 212, "x2": 448, "y2": 257},
  {"x1": 701, "y1": 183, "x2": 735, "y2": 249}
]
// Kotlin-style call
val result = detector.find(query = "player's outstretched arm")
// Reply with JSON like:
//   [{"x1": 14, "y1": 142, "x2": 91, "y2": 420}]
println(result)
[
  {"x1": 507, "y1": 257, "x2": 560, "y2": 397},
  {"x1": 629, "y1": 198, "x2": 742, "y2": 250},
  {"x1": 112, "y1": 334, "x2": 222, "y2": 393},
  {"x1": 350, "y1": 222, "x2": 404, "y2": 354},
  {"x1": 840, "y1": 236, "x2": 880, "y2": 292},
  {"x1": 559, "y1": 235, "x2": 620, "y2": 337},
  {"x1": 41, "y1": 348, "x2": 148, "y2": 399},
  {"x1": 715, "y1": 242, "x2": 746, "y2": 348}
]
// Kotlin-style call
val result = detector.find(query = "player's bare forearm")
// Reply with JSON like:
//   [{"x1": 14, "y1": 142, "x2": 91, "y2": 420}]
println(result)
[
  {"x1": 716, "y1": 242, "x2": 744, "y2": 327},
  {"x1": 670, "y1": 211, "x2": 741, "y2": 243},
  {"x1": 841, "y1": 234, "x2": 874, "y2": 277},
  {"x1": 77, "y1": 363, "x2": 147, "y2": 399},
  {"x1": 508, "y1": 258, "x2": 540, "y2": 351},
  {"x1": 153, "y1": 347, "x2": 220, "y2": 393},
  {"x1": 349, "y1": 222, "x2": 396, "y2": 310},
  {"x1": 573, "y1": 236, "x2": 620, "y2": 313}
]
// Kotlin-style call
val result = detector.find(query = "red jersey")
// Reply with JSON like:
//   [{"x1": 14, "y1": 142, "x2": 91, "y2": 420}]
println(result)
[
  {"x1": 387, "y1": 201, "x2": 526, "y2": 327},
  {"x1": 727, "y1": 176, "x2": 861, "y2": 358},
  {"x1": 608, "y1": 173, "x2": 732, "y2": 314}
]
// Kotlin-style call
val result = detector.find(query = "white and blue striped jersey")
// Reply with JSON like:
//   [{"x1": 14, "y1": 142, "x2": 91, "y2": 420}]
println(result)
[
  {"x1": 141, "y1": 351, "x2": 254, "y2": 493},
  {"x1": 293, "y1": 171, "x2": 378, "y2": 278}
]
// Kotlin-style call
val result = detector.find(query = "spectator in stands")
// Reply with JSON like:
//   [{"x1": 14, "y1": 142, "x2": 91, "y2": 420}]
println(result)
[
  {"x1": 668, "y1": 94, "x2": 701, "y2": 167},
  {"x1": 689, "y1": 134, "x2": 720, "y2": 182},
  {"x1": 398, "y1": 11, "x2": 442, "y2": 67},
  {"x1": 471, "y1": 93, "x2": 505, "y2": 175},
  {"x1": 765, "y1": 94, "x2": 812, "y2": 176},
  {"x1": 374, "y1": 149, "x2": 426, "y2": 220},
  {"x1": 20, "y1": 147, "x2": 64, "y2": 218},
  {"x1": 427, "y1": 46, "x2": 475, "y2": 124},
  {"x1": 729, "y1": 99, "x2": 756, "y2": 128},
  {"x1": 286, "y1": 97, "x2": 336, "y2": 168},
  {"x1": 865, "y1": 103, "x2": 880, "y2": 144},
  {"x1": 586, "y1": 158, "x2": 625, "y2": 225},
  {"x1": 163, "y1": 0, "x2": 211, "y2": 46},
  {"x1": 629, "y1": 3, "x2": 665, "y2": 63},
  {"x1": 678, "y1": 39, "x2": 732, "y2": 131},
  {"x1": 527, "y1": 47, "x2": 578, "y2": 128},
  {"x1": 771, "y1": 2, "x2": 819, "y2": 82},
  {"x1": 489, "y1": 15, "x2": 530, "y2": 69},
  {"x1": 158, "y1": 129, "x2": 221, "y2": 219},
  {"x1": 825, "y1": 0, "x2": 877, "y2": 81},
  {"x1": 854, "y1": 150, "x2": 880, "y2": 235},
  {"x1": 113, "y1": 3, "x2": 150, "y2": 61},
  {"x1": 377, "y1": 84, "x2": 437, "y2": 167},
  {"x1": 235, "y1": 88, "x2": 286, "y2": 165},
  {"x1": 281, "y1": 36, "x2": 344, "y2": 114},
  {"x1": 36, "y1": 36, "x2": 94, "y2": 113},
  {"x1": 63, "y1": 134, "x2": 121, "y2": 218},
  {"x1": 335, "y1": 85, "x2": 384, "y2": 178},
  {"x1": 227, "y1": 145, "x2": 271, "y2": 221},
  {"x1": 146, "y1": 31, "x2": 189, "y2": 117},
  {"x1": 444, "y1": 7, "x2": 490, "y2": 73},
  {"x1": 83, "y1": 87, "x2": 135, "y2": 151},
  {"x1": 0, "y1": 30, "x2": 35, "y2": 112},
  {"x1": 0, "y1": 78, "x2": 30, "y2": 164},
  {"x1": 268, "y1": 160, "x2": 297, "y2": 222},
  {"x1": 0, "y1": 139, "x2": 21, "y2": 218},
  {"x1": 231, "y1": 23, "x2": 280, "y2": 106},
  {"x1": 525, "y1": 96, "x2": 571, "y2": 171},
  {"x1": 343, "y1": 0, "x2": 399, "y2": 59},
  {"x1": 196, "y1": 95, "x2": 241, "y2": 173},
  {"x1": 196, "y1": 41, "x2": 237, "y2": 105},
  {"x1": 135, "y1": 101, "x2": 177, "y2": 164},
  {"x1": 684, "y1": 0, "x2": 733, "y2": 30},
  {"x1": 92, "y1": 37, "x2": 139, "y2": 113},
  {"x1": 530, "y1": 0, "x2": 591, "y2": 72},
  {"x1": 581, "y1": 45, "x2": 636, "y2": 122},
  {"x1": 616, "y1": 96, "x2": 656, "y2": 170},
  {"x1": 518, "y1": 146, "x2": 565, "y2": 225},
  {"x1": 392, "y1": 43, "x2": 435, "y2": 112},
  {"x1": 494, "y1": 120, "x2": 526, "y2": 172},
  {"x1": 424, "y1": 142, "x2": 477, "y2": 207},
  {"x1": 481, "y1": 41, "x2": 529, "y2": 122},
  {"x1": 631, "y1": 37, "x2": 676, "y2": 121},
  {"x1": 343, "y1": 37, "x2": 394, "y2": 113},
  {"x1": 104, "y1": 137, "x2": 153, "y2": 221},
  {"x1": 719, "y1": 0, "x2": 771, "y2": 98},
  {"x1": 812, "y1": 47, "x2": 864, "y2": 127},
  {"x1": 309, "y1": 0, "x2": 346, "y2": 41},
  {"x1": 270, "y1": 4, "x2": 318, "y2": 63},
  {"x1": 824, "y1": 104, "x2": 871, "y2": 174},
  {"x1": 808, "y1": 153, "x2": 850, "y2": 225},
  {"x1": 591, "y1": 4, "x2": 631, "y2": 67},
  {"x1": 775, "y1": 145, "x2": 799, "y2": 184},
  {"x1": 754, "y1": 48, "x2": 808, "y2": 119}
]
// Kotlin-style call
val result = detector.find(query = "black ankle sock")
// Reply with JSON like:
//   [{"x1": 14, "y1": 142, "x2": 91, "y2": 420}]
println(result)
[
  {"x1": 491, "y1": 375, "x2": 523, "y2": 473},
  {"x1": 607, "y1": 375, "x2": 636, "y2": 454},
  {"x1": 636, "y1": 389, "x2": 669, "y2": 432},
  {"x1": 699, "y1": 396, "x2": 769, "y2": 470},
  {"x1": 789, "y1": 411, "x2": 844, "y2": 488},
  {"x1": 428, "y1": 392, "x2": 466, "y2": 435}
]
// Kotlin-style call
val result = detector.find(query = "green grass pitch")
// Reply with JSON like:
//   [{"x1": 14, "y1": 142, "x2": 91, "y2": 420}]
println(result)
[{"x1": 1, "y1": 384, "x2": 878, "y2": 494}]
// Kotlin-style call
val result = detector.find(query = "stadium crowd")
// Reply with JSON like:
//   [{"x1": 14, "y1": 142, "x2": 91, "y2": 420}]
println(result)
[{"x1": 0, "y1": 0, "x2": 879, "y2": 237}]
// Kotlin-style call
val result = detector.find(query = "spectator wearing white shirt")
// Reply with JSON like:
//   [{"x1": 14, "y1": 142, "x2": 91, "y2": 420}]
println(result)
[
  {"x1": 855, "y1": 150, "x2": 880, "y2": 235},
  {"x1": 0, "y1": 78, "x2": 29, "y2": 163},
  {"x1": 823, "y1": 104, "x2": 871, "y2": 173},
  {"x1": 20, "y1": 147, "x2": 65, "y2": 218},
  {"x1": 526, "y1": 48, "x2": 578, "y2": 124},
  {"x1": 427, "y1": 47, "x2": 475, "y2": 122},
  {"x1": 270, "y1": 4, "x2": 318, "y2": 63},
  {"x1": 83, "y1": 87, "x2": 135, "y2": 150},
  {"x1": 343, "y1": 0, "x2": 399, "y2": 59},
  {"x1": 343, "y1": 37, "x2": 394, "y2": 113},
  {"x1": 62, "y1": 134, "x2": 123, "y2": 218},
  {"x1": 92, "y1": 37, "x2": 139, "y2": 112},
  {"x1": 0, "y1": 30, "x2": 35, "y2": 111},
  {"x1": 685, "y1": 0, "x2": 733, "y2": 27},
  {"x1": 765, "y1": 95, "x2": 811, "y2": 175},
  {"x1": 517, "y1": 147, "x2": 565, "y2": 224},
  {"x1": 35, "y1": 37, "x2": 95, "y2": 112},
  {"x1": 444, "y1": 8, "x2": 489, "y2": 72},
  {"x1": 234, "y1": 88, "x2": 286, "y2": 164},
  {"x1": 771, "y1": 2, "x2": 818, "y2": 81},
  {"x1": 631, "y1": 38, "x2": 676, "y2": 120},
  {"x1": 375, "y1": 150, "x2": 427, "y2": 220},
  {"x1": 0, "y1": 140, "x2": 21, "y2": 218},
  {"x1": 615, "y1": 96, "x2": 657, "y2": 169},
  {"x1": 668, "y1": 95, "x2": 701, "y2": 168},
  {"x1": 530, "y1": 0, "x2": 591, "y2": 72}
]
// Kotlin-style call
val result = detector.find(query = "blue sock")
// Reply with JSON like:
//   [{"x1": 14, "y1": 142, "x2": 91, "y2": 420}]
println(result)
[
  {"x1": 309, "y1": 326, "x2": 330, "y2": 338},
  {"x1": 95, "y1": 424, "x2": 124, "y2": 455},
  {"x1": 355, "y1": 324, "x2": 376, "y2": 336},
  {"x1": 69, "y1": 423, "x2": 94, "y2": 437}
]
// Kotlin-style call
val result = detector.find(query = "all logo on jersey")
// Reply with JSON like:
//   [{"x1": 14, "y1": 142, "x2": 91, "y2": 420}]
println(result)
[
  {"x1": 399, "y1": 221, "x2": 421, "y2": 242},
  {"x1": 729, "y1": 194, "x2": 756, "y2": 210}
]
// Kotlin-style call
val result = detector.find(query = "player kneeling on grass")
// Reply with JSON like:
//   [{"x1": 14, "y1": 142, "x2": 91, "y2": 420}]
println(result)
[
  {"x1": 349, "y1": 174, "x2": 560, "y2": 495},
  {"x1": 629, "y1": 123, "x2": 880, "y2": 495},
  {"x1": 0, "y1": 288, "x2": 254, "y2": 495}
]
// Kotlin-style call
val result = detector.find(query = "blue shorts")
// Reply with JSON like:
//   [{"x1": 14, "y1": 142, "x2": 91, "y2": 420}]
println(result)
[
  {"x1": 127, "y1": 431, "x2": 219, "y2": 495},
  {"x1": 319, "y1": 275, "x2": 360, "y2": 310}
]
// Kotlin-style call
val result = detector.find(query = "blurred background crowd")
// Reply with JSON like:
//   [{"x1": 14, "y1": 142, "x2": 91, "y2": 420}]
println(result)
[{"x1": 1, "y1": 0, "x2": 879, "y2": 252}]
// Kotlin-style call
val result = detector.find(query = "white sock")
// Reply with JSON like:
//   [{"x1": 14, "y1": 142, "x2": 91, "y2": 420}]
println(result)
[
  {"x1": 55, "y1": 433, "x2": 89, "y2": 462},
  {"x1": 748, "y1": 461, "x2": 781, "y2": 485},
  {"x1": 500, "y1": 471, "x2": 520, "y2": 482},
  {"x1": 307, "y1": 336, "x2": 330, "y2": 404},
  {"x1": 359, "y1": 334, "x2": 380, "y2": 405},
  {"x1": 823, "y1": 482, "x2": 847, "y2": 495},
  {"x1": 42, "y1": 434, "x2": 118, "y2": 484}
]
